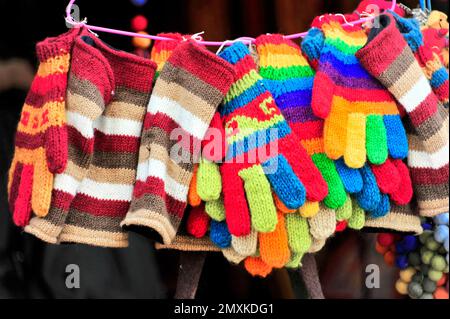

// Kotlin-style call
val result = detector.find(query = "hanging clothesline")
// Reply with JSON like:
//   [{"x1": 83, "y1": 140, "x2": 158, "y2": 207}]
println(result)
[{"x1": 65, "y1": 0, "x2": 398, "y2": 46}]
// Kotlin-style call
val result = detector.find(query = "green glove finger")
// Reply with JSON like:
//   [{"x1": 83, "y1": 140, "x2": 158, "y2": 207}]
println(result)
[
  {"x1": 285, "y1": 214, "x2": 312, "y2": 255},
  {"x1": 366, "y1": 115, "x2": 388, "y2": 165},
  {"x1": 336, "y1": 194, "x2": 352, "y2": 222},
  {"x1": 197, "y1": 158, "x2": 222, "y2": 201},
  {"x1": 312, "y1": 153, "x2": 347, "y2": 209},
  {"x1": 285, "y1": 253, "x2": 303, "y2": 269},
  {"x1": 205, "y1": 197, "x2": 226, "y2": 222},
  {"x1": 347, "y1": 198, "x2": 365, "y2": 230},
  {"x1": 239, "y1": 165, "x2": 277, "y2": 233}
]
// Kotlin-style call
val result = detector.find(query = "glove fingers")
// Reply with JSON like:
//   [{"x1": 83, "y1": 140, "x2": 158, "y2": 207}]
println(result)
[
  {"x1": 232, "y1": 230, "x2": 258, "y2": 257},
  {"x1": 273, "y1": 194, "x2": 296, "y2": 214},
  {"x1": 201, "y1": 112, "x2": 226, "y2": 162},
  {"x1": 285, "y1": 253, "x2": 303, "y2": 269},
  {"x1": 186, "y1": 204, "x2": 210, "y2": 238},
  {"x1": 348, "y1": 198, "x2": 366, "y2": 230},
  {"x1": 366, "y1": 115, "x2": 388, "y2": 165},
  {"x1": 13, "y1": 164, "x2": 34, "y2": 227},
  {"x1": 345, "y1": 113, "x2": 366, "y2": 169},
  {"x1": 324, "y1": 113, "x2": 346, "y2": 161},
  {"x1": 44, "y1": 125, "x2": 68, "y2": 174},
  {"x1": 205, "y1": 197, "x2": 226, "y2": 222},
  {"x1": 335, "y1": 158, "x2": 363, "y2": 194},
  {"x1": 259, "y1": 212, "x2": 291, "y2": 268},
  {"x1": 299, "y1": 201, "x2": 320, "y2": 218},
  {"x1": 210, "y1": 220, "x2": 232, "y2": 249},
  {"x1": 262, "y1": 154, "x2": 306, "y2": 210},
  {"x1": 356, "y1": 164, "x2": 382, "y2": 211},
  {"x1": 390, "y1": 159, "x2": 413, "y2": 205},
  {"x1": 222, "y1": 248, "x2": 246, "y2": 265},
  {"x1": 187, "y1": 165, "x2": 201, "y2": 207},
  {"x1": 336, "y1": 194, "x2": 353, "y2": 222},
  {"x1": 280, "y1": 142, "x2": 328, "y2": 202},
  {"x1": 31, "y1": 154, "x2": 53, "y2": 217},
  {"x1": 368, "y1": 193, "x2": 391, "y2": 218},
  {"x1": 197, "y1": 159, "x2": 221, "y2": 202},
  {"x1": 311, "y1": 72, "x2": 334, "y2": 118},
  {"x1": 285, "y1": 213, "x2": 312, "y2": 254},
  {"x1": 370, "y1": 159, "x2": 401, "y2": 195},
  {"x1": 221, "y1": 165, "x2": 251, "y2": 236},
  {"x1": 312, "y1": 154, "x2": 347, "y2": 209},
  {"x1": 384, "y1": 115, "x2": 409, "y2": 159},
  {"x1": 244, "y1": 257, "x2": 273, "y2": 278},
  {"x1": 308, "y1": 204, "x2": 336, "y2": 241},
  {"x1": 239, "y1": 165, "x2": 278, "y2": 233}
]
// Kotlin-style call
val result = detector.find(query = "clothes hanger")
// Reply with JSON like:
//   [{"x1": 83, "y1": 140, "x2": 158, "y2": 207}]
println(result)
[{"x1": 65, "y1": 0, "x2": 397, "y2": 46}]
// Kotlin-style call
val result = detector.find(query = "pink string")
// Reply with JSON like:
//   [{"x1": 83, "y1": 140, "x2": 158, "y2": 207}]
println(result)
[{"x1": 65, "y1": 0, "x2": 397, "y2": 46}]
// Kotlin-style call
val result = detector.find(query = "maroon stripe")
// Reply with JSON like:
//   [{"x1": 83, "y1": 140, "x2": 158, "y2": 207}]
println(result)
[
  {"x1": 14, "y1": 131, "x2": 44, "y2": 150},
  {"x1": 93, "y1": 130, "x2": 140, "y2": 153},
  {"x1": 408, "y1": 94, "x2": 439, "y2": 128},
  {"x1": 8, "y1": 163, "x2": 23, "y2": 214},
  {"x1": 68, "y1": 125, "x2": 94, "y2": 155},
  {"x1": 410, "y1": 165, "x2": 449, "y2": 184},
  {"x1": 144, "y1": 112, "x2": 202, "y2": 156},
  {"x1": 133, "y1": 178, "x2": 185, "y2": 219},
  {"x1": 50, "y1": 189, "x2": 75, "y2": 211},
  {"x1": 70, "y1": 193, "x2": 130, "y2": 218}
]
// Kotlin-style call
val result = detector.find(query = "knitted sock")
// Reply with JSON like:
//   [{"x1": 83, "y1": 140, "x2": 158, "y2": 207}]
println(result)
[
  {"x1": 255, "y1": 34, "x2": 346, "y2": 210},
  {"x1": 302, "y1": 16, "x2": 408, "y2": 169},
  {"x1": 357, "y1": 13, "x2": 449, "y2": 217},
  {"x1": 26, "y1": 34, "x2": 157, "y2": 247},
  {"x1": 218, "y1": 42, "x2": 327, "y2": 237},
  {"x1": 122, "y1": 41, "x2": 234, "y2": 244},
  {"x1": 8, "y1": 28, "x2": 81, "y2": 225}
]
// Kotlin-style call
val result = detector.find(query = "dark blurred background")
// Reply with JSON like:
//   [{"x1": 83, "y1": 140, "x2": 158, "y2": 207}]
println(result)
[{"x1": 0, "y1": 0, "x2": 448, "y2": 299}]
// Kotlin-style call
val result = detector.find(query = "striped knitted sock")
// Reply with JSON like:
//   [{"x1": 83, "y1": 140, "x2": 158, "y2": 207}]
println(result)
[
  {"x1": 303, "y1": 16, "x2": 409, "y2": 169},
  {"x1": 8, "y1": 28, "x2": 82, "y2": 225},
  {"x1": 357, "y1": 13, "x2": 449, "y2": 217},
  {"x1": 123, "y1": 41, "x2": 235, "y2": 245}
]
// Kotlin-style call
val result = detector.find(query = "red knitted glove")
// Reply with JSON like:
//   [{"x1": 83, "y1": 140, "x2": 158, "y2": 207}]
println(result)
[{"x1": 8, "y1": 28, "x2": 81, "y2": 226}]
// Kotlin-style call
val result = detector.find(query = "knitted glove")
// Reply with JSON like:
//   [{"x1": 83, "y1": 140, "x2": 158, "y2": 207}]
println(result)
[
  {"x1": 256, "y1": 34, "x2": 412, "y2": 228},
  {"x1": 122, "y1": 41, "x2": 235, "y2": 244},
  {"x1": 25, "y1": 35, "x2": 157, "y2": 247},
  {"x1": 357, "y1": 13, "x2": 449, "y2": 217},
  {"x1": 8, "y1": 28, "x2": 81, "y2": 226},
  {"x1": 390, "y1": 13, "x2": 449, "y2": 108},
  {"x1": 302, "y1": 16, "x2": 409, "y2": 169},
  {"x1": 217, "y1": 42, "x2": 328, "y2": 237}
]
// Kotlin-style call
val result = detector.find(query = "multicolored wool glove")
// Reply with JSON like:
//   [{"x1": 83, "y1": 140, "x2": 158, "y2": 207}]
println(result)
[
  {"x1": 357, "y1": 13, "x2": 449, "y2": 217},
  {"x1": 304, "y1": 16, "x2": 409, "y2": 169},
  {"x1": 122, "y1": 41, "x2": 235, "y2": 245},
  {"x1": 25, "y1": 34, "x2": 157, "y2": 247},
  {"x1": 302, "y1": 21, "x2": 415, "y2": 220},
  {"x1": 216, "y1": 42, "x2": 328, "y2": 238},
  {"x1": 8, "y1": 28, "x2": 82, "y2": 226}
]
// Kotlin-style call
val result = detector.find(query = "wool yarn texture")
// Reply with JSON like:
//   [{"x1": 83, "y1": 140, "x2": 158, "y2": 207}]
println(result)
[
  {"x1": 25, "y1": 34, "x2": 157, "y2": 247},
  {"x1": 391, "y1": 12, "x2": 449, "y2": 109},
  {"x1": 217, "y1": 42, "x2": 328, "y2": 238},
  {"x1": 305, "y1": 15, "x2": 409, "y2": 170},
  {"x1": 122, "y1": 41, "x2": 235, "y2": 245},
  {"x1": 8, "y1": 28, "x2": 83, "y2": 226},
  {"x1": 255, "y1": 34, "x2": 367, "y2": 238},
  {"x1": 357, "y1": 13, "x2": 449, "y2": 217}
]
